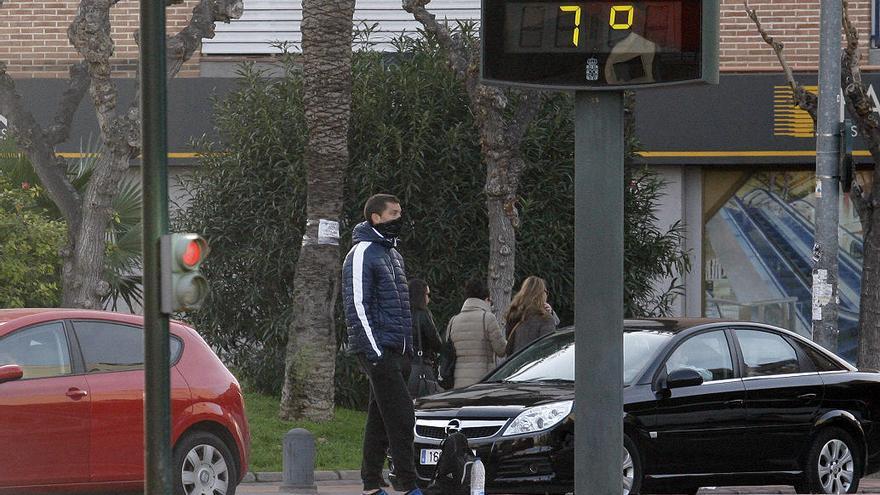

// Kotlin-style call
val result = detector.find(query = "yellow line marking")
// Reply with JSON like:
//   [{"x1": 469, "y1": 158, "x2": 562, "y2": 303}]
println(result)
[
  {"x1": 5, "y1": 150, "x2": 874, "y2": 161},
  {"x1": 637, "y1": 150, "x2": 872, "y2": 157},
  {"x1": 2, "y1": 152, "x2": 207, "y2": 159}
]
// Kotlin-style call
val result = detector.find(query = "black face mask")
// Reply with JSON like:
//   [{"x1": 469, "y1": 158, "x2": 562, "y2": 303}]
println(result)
[{"x1": 374, "y1": 217, "x2": 404, "y2": 239}]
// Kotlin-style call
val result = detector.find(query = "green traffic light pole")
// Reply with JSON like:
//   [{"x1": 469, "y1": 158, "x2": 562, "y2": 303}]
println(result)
[{"x1": 140, "y1": 0, "x2": 172, "y2": 493}]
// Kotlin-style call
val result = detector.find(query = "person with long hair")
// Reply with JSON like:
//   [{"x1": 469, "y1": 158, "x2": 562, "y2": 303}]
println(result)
[
  {"x1": 504, "y1": 276, "x2": 559, "y2": 356},
  {"x1": 408, "y1": 278, "x2": 442, "y2": 366}
]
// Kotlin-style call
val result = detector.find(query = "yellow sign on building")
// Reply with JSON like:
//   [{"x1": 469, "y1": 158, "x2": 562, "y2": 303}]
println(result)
[{"x1": 773, "y1": 85, "x2": 817, "y2": 138}]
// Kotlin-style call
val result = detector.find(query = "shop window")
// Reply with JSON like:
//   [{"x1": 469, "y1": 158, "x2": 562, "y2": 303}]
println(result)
[{"x1": 702, "y1": 170, "x2": 870, "y2": 363}]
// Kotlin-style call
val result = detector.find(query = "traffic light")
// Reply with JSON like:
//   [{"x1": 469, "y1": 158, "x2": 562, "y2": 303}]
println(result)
[{"x1": 160, "y1": 233, "x2": 210, "y2": 314}]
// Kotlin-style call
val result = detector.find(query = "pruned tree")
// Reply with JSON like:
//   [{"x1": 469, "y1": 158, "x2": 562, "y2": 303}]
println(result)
[
  {"x1": 0, "y1": 0, "x2": 243, "y2": 309},
  {"x1": 279, "y1": 0, "x2": 356, "y2": 421},
  {"x1": 746, "y1": 0, "x2": 880, "y2": 368},
  {"x1": 403, "y1": 0, "x2": 543, "y2": 319}
]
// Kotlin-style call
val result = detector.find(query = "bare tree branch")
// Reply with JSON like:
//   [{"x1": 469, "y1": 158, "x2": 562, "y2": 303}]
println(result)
[
  {"x1": 45, "y1": 62, "x2": 91, "y2": 146},
  {"x1": 69, "y1": 0, "x2": 120, "y2": 140},
  {"x1": 124, "y1": 0, "x2": 245, "y2": 141},
  {"x1": 841, "y1": 0, "x2": 880, "y2": 217},
  {"x1": 402, "y1": 0, "x2": 470, "y2": 80},
  {"x1": 166, "y1": 0, "x2": 244, "y2": 77},
  {"x1": 0, "y1": 63, "x2": 82, "y2": 229},
  {"x1": 744, "y1": 0, "x2": 817, "y2": 120}
]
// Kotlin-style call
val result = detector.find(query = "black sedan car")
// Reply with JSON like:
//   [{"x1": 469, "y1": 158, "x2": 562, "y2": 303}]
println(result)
[{"x1": 412, "y1": 319, "x2": 880, "y2": 494}]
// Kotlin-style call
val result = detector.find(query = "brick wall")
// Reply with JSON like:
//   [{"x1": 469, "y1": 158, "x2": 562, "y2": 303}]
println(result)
[
  {"x1": 0, "y1": 0, "x2": 876, "y2": 77},
  {"x1": 0, "y1": 0, "x2": 201, "y2": 78},
  {"x1": 721, "y1": 0, "x2": 873, "y2": 69}
]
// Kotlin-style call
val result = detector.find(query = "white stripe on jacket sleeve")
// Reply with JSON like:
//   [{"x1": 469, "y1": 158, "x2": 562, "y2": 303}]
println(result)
[{"x1": 352, "y1": 242, "x2": 382, "y2": 358}]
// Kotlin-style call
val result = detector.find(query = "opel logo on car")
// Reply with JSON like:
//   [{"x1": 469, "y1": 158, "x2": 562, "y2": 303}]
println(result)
[{"x1": 445, "y1": 419, "x2": 462, "y2": 434}]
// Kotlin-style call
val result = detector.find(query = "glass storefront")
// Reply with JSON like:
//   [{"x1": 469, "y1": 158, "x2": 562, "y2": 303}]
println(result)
[{"x1": 702, "y1": 170, "x2": 869, "y2": 362}]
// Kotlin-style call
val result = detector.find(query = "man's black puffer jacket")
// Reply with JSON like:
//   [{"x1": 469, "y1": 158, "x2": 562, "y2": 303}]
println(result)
[{"x1": 342, "y1": 221, "x2": 413, "y2": 361}]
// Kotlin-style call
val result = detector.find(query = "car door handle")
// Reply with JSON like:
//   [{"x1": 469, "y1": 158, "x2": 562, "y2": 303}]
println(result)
[
  {"x1": 65, "y1": 388, "x2": 88, "y2": 399},
  {"x1": 724, "y1": 399, "x2": 744, "y2": 407},
  {"x1": 798, "y1": 393, "x2": 818, "y2": 402}
]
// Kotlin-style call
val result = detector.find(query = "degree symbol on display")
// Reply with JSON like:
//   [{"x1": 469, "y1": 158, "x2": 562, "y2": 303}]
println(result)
[{"x1": 610, "y1": 5, "x2": 635, "y2": 29}]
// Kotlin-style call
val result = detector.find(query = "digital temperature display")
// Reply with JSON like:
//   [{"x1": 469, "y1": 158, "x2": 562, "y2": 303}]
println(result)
[{"x1": 482, "y1": 0, "x2": 717, "y2": 89}]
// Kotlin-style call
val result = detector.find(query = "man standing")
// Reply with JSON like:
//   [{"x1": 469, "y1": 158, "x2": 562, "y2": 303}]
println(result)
[{"x1": 343, "y1": 193, "x2": 421, "y2": 495}]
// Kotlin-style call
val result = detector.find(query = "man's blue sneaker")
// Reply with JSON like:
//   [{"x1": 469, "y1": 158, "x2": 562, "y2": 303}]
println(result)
[{"x1": 404, "y1": 489, "x2": 423, "y2": 495}]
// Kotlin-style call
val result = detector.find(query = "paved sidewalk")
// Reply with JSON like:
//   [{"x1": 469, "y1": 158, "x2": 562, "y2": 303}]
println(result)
[{"x1": 236, "y1": 477, "x2": 880, "y2": 494}]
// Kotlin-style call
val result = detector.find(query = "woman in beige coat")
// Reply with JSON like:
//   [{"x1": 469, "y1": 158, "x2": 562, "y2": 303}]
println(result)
[{"x1": 447, "y1": 278, "x2": 507, "y2": 388}]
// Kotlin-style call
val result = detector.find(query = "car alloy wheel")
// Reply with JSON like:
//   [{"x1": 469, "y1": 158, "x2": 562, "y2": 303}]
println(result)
[
  {"x1": 623, "y1": 435, "x2": 642, "y2": 495},
  {"x1": 804, "y1": 427, "x2": 860, "y2": 494},
  {"x1": 623, "y1": 448, "x2": 634, "y2": 495},
  {"x1": 817, "y1": 439, "x2": 855, "y2": 494},
  {"x1": 174, "y1": 431, "x2": 237, "y2": 495}
]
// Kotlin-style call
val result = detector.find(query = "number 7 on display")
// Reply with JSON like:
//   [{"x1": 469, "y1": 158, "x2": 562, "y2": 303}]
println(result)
[{"x1": 559, "y1": 5, "x2": 582, "y2": 47}]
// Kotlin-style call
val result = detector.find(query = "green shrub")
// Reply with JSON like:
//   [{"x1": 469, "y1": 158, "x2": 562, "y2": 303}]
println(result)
[{"x1": 0, "y1": 174, "x2": 66, "y2": 307}]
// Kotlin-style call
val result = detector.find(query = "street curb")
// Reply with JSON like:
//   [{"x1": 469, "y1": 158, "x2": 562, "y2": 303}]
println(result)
[
  {"x1": 245, "y1": 470, "x2": 380, "y2": 483},
  {"x1": 240, "y1": 470, "x2": 880, "y2": 484},
  {"x1": 254, "y1": 472, "x2": 282, "y2": 482}
]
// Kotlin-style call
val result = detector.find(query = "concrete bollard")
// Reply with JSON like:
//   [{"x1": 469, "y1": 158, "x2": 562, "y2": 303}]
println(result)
[{"x1": 279, "y1": 428, "x2": 318, "y2": 494}]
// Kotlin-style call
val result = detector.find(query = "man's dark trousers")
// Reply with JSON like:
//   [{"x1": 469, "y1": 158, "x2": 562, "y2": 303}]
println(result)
[{"x1": 358, "y1": 350, "x2": 417, "y2": 492}]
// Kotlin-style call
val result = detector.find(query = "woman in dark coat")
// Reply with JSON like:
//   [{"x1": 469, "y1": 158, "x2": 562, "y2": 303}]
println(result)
[
  {"x1": 504, "y1": 275, "x2": 559, "y2": 356},
  {"x1": 409, "y1": 278, "x2": 442, "y2": 365}
]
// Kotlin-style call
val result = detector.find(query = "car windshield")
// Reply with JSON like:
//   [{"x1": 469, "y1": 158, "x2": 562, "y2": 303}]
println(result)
[{"x1": 484, "y1": 329, "x2": 672, "y2": 385}]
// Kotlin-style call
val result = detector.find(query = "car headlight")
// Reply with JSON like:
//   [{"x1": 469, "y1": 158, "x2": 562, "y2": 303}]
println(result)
[{"x1": 503, "y1": 400, "x2": 573, "y2": 436}]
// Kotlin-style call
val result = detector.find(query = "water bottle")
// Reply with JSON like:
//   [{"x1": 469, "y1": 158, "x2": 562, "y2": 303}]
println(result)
[{"x1": 470, "y1": 457, "x2": 485, "y2": 495}]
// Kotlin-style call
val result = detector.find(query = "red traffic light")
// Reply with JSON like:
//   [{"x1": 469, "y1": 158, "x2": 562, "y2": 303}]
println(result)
[
  {"x1": 169, "y1": 234, "x2": 209, "y2": 271},
  {"x1": 182, "y1": 240, "x2": 202, "y2": 268},
  {"x1": 160, "y1": 233, "x2": 211, "y2": 314}
]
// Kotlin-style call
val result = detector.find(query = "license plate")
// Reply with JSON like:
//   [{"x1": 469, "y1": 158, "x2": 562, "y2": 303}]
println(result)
[{"x1": 420, "y1": 448, "x2": 442, "y2": 465}]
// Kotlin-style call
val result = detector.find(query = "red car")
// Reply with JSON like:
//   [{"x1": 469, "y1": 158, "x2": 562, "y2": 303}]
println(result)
[{"x1": 0, "y1": 308, "x2": 250, "y2": 495}]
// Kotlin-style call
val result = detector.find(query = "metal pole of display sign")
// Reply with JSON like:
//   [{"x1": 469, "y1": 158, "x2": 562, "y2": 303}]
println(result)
[
  {"x1": 812, "y1": 0, "x2": 841, "y2": 353},
  {"x1": 574, "y1": 90, "x2": 624, "y2": 495},
  {"x1": 140, "y1": 0, "x2": 172, "y2": 492}
]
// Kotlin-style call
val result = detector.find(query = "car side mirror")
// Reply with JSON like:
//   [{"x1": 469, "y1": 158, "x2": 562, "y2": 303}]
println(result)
[
  {"x1": 0, "y1": 364, "x2": 23, "y2": 384},
  {"x1": 666, "y1": 368, "x2": 704, "y2": 389}
]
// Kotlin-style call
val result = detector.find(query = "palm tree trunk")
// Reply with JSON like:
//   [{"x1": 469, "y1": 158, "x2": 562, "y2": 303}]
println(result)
[{"x1": 280, "y1": 0, "x2": 354, "y2": 421}]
